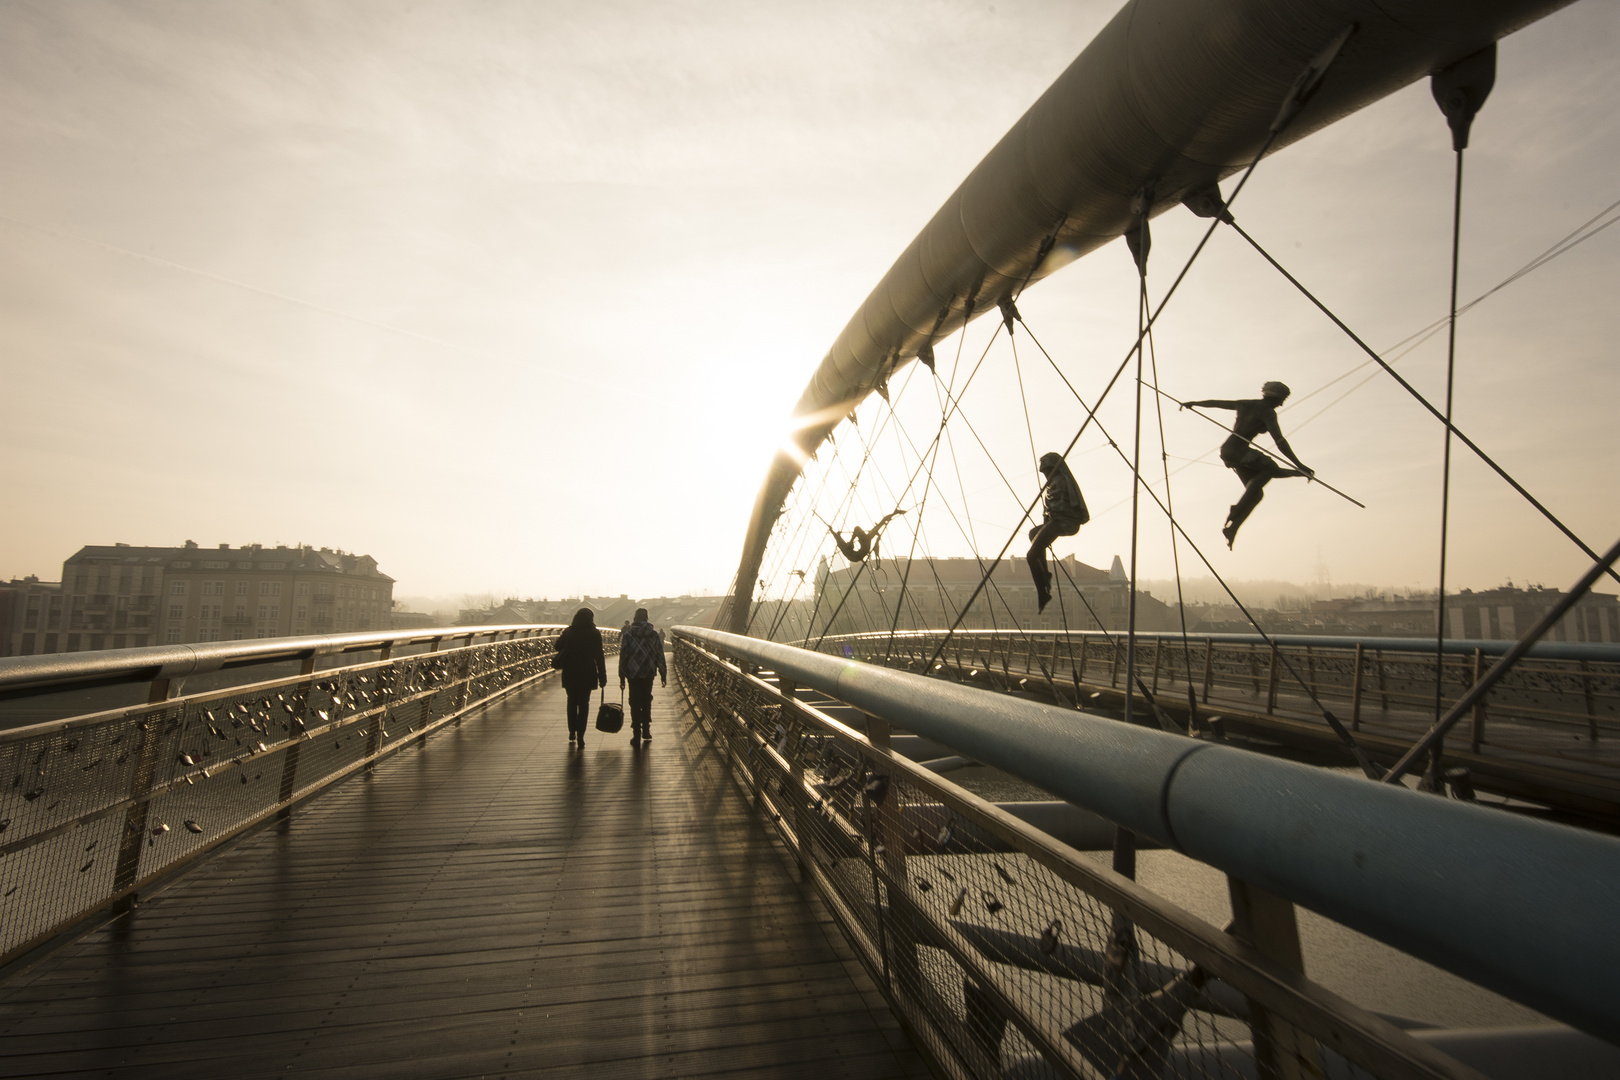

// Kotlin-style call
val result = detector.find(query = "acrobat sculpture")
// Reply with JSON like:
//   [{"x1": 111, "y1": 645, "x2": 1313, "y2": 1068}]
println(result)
[
  {"x1": 1027, "y1": 452, "x2": 1089, "y2": 612},
  {"x1": 831, "y1": 510, "x2": 906, "y2": 564},
  {"x1": 1182, "y1": 381, "x2": 1314, "y2": 549}
]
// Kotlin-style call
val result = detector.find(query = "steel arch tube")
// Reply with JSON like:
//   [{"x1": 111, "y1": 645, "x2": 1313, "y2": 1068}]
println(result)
[
  {"x1": 675, "y1": 625, "x2": 1620, "y2": 1044},
  {"x1": 723, "y1": 0, "x2": 1576, "y2": 631}
]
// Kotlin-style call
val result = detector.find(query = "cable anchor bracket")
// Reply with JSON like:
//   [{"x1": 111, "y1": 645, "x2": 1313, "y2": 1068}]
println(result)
[
  {"x1": 1271, "y1": 24, "x2": 1356, "y2": 134},
  {"x1": 1431, "y1": 43, "x2": 1497, "y2": 151}
]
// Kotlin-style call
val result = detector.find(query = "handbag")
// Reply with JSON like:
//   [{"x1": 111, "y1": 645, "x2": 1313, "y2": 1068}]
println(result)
[{"x1": 595, "y1": 686, "x2": 624, "y2": 734}]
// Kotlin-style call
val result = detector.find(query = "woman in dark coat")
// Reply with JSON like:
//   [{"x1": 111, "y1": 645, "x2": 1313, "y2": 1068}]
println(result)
[{"x1": 554, "y1": 607, "x2": 606, "y2": 747}]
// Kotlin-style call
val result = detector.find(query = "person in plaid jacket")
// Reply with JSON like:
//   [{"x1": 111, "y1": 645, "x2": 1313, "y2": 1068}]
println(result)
[{"x1": 618, "y1": 608, "x2": 667, "y2": 746}]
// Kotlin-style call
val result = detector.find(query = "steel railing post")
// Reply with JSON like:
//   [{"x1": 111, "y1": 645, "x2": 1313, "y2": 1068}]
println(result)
[
  {"x1": 1352, "y1": 642, "x2": 1365, "y2": 731},
  {"x1": 1470, "y1": 647, "x2": 1486, "y2": 752},
  {"x1": 1266, "y1": 644, "x2": 1281, "y2": 714},
  {"x1": 111, "y1": 675, "x2": 185, "y2": 913},
  {"x1": 276, "y1": 654, "x2": 318, "y2": 820},
  {"x1": 1229, "y1": 877, "x2": 1324, "y2": 1080},
  {"x1": 1581, "y1": 660, "x2": 1598, "y2": 741},
  {"x1": 1202, "y1": 638, "x2": 1214, "y2": 703}
]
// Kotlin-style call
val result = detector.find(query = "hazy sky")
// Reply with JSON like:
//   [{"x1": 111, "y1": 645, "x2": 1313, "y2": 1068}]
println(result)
[{"x1": 2, "y1": 1, "x2": 1615, "y2": 601}]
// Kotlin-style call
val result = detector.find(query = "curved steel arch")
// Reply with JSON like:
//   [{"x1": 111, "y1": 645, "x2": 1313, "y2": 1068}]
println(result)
[{"x1": 722, "y1": 0, "x2": 1573, "y2": 633}]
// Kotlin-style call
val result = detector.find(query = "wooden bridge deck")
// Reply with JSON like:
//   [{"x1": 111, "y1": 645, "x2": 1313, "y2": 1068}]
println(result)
[{"x1": 0, "y1": 672, "x2": 930, "y2": 1079}]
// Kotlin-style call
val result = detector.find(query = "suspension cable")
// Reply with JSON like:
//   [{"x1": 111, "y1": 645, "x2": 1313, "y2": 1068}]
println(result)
[
  {"x1": 1288, "y1": 193, "x2": 1620, "y2": 419},
  {"x1": 1123, "y1": 214, "x2": 1149, "y2": 732},
  {"x1": 917, "y1": 126, "x2": 1290, "y2": 674},
  {"x1": 1429, "y1": 140, "x2": 1467, "y2": 785},
  {"x1": 1225, "y1": 218, "x2": 1620, "y2": 587},
  {"x1": 807, "y1": 322, "x2": 1007, "y2": 648},
  {"x1": 1020, "y1": 311, "x2": 1382, "y2": 774},
  {"x1": 1145, "y1": 304, "x2": 1197, "y2": 692}
]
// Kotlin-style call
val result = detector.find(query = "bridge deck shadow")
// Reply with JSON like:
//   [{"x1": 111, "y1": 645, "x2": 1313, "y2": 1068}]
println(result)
[{"x1": 0, "y1": 673, "x2": 929, "y2": 1079}]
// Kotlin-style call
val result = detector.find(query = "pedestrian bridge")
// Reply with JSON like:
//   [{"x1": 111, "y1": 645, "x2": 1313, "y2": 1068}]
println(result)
[
  {"x1": 7, "y1": 0, "x2": 1618, "y2": 1074},
  {"x1": 2, "y1": 625, "x2": 1619, "y2": 1079}
]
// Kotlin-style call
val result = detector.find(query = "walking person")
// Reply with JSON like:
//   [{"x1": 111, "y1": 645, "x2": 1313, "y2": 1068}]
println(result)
[
  {"x1": 554, "y1": 607, "x2": 606, "y2": 748},
  {"x1": 618, "y1": 607, "x2": 667, "y2": 747}
]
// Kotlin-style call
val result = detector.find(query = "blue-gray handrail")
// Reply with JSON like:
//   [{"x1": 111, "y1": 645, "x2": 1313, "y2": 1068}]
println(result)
[{"x1": 676, "y1": 626, "x2": 1620, "y2": 1044}]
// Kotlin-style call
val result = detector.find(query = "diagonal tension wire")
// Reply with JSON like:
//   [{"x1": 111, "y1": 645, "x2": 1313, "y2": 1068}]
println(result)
[
  {"x1": 918, "y1": 132, "x2": 1281, "y2": 675},
  {"x1": 1141, "y1": 382, "x2": 1365, "y2": 508},
  {"x1": 1287, "y1": 193, "x2": 1620, "y2": 419},
  {"x1": 1227, "y1": 218, "x2": 1620, "y2": 587},
  {"x1": 1384, "y1": 532, "x2": 1620, "y2": 785},
  {"x1": 1025, "y1": 311, "x2": 1380, "y2": 774},
  {"x1": 809, "y1": 322, "x2": 1007, "y2": 650}
]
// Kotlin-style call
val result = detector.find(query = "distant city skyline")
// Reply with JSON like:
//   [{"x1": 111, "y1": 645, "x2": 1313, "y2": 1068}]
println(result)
[{"x1": 2, "y1": 1, "x2": 1615, "y2": 599}]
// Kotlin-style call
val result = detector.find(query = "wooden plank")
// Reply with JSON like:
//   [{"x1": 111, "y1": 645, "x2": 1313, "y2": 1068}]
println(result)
[{"x1": 0, "y1": 677, "x2": 927, "y2": 1078}]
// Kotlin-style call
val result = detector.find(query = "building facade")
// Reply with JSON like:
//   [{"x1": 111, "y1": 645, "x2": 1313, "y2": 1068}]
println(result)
[
  {"x1": 1309, "y1": 585, "x2": 1620, "y2": 643},
  {"x1": 0, "y1": 576, "x2": 64, "y2": 657},
  {"x1": 810, "y1": 553, "x2": 1178, "y2": 640},
  {"x1": 2, "y1": 542, "x2": 394, "y2": 656}
]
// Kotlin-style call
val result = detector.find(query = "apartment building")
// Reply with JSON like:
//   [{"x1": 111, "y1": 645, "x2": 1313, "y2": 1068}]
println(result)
[{"x1": 2, "y1": 542, "x2": 394, "y2": 655}]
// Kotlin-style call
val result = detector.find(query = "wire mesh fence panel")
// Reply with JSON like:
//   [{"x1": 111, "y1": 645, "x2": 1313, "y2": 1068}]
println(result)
[
  {"x1": 674, "y1": 633, "x2": 1451, "y2": 1080},
  {"x1": 0, "y1": 631, "x2": 590, "y2": 965}
]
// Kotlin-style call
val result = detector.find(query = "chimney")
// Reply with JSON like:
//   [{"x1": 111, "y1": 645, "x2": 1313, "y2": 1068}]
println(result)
[
  {"x1": 219, "y1": 543, "x2": 229, "y2": 550},
  {"x1": 184, "y1": 540, "x2": 199, "y2": 549}
]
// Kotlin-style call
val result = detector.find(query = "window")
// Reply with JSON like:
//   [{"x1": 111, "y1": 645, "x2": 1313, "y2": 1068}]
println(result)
[
  {"x1": 236, "y1": 581, "x2": 248, "y2": 596},
  {"x1": 170, "y1": 581, "x2": 187, "y2": 595},
  {"x1": 258, "y1": 605, "x2": 268, "y2": 620},
  {"x1": 295, "y1": 607, "x2": 306, "y2": 621},
  {"x1": 297, "y1": 582, "x2": 309, "y2": 597},
  {"x1": 317, "y1": 583, "x2": 331, "y2": 597},
  {"x1": 272, "y1": 582, "x2": 282, "y2": 596},
  {"x1": 260, "y1": 582, "x2": 271, "y2": 596},
  {"x1": 200, "y1": 582, "x2": 212, "y2": 596},
  {"x1": 235, "y1": 604, "x2": 246, "y2": 618},
  {"x1": 167, "y1": 629, "x2": 182, "y2": 643},
  {"x1": 169, "y1": 605, "x2": 183, "y2": 619},
  {"x1": 269, "y1": 606, "x2": 279, "y2": 621},
  {"x1": 233, "y1": 630, "x2": 245, "y2": 640}
]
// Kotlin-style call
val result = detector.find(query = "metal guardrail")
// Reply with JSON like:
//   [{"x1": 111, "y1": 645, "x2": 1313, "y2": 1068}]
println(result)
[
  {"x1": 0, "y1": 624, "x2": 555, "y2": 701},
  {"x1": 809, "y1": 630, "x2": 1620, "y2": 769},
  {"x1": 0, "y1": 625, "x2": 587, "y2": 967},
  {"x1": 672, "y1": 626, "x2": 1620, "y2": 1079}
]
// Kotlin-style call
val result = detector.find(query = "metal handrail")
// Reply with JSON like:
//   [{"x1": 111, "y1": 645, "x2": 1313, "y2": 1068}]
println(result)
[
  {"x1": 673, "y1": 630, "x2": 1488, "y2": 1080},
  {"x1": 0, "y1": 624, "x2": 559, "y2": 703},
  {"x1": 0, "y1": 628, "x2": 584, "y2": 967},
  {"x1": 674, "y1": 625, "x2": 1620, "y2": 1046},
  {"x1": 805, "y1": 628, "x2": 1620, "y2": 663},
  {"x1": 812, "y1": 628, "x2": 1620, "y2": 799}
]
